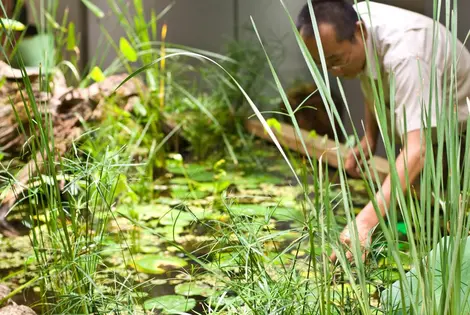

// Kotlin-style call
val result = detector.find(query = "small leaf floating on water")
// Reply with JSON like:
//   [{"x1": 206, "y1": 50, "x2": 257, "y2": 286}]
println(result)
[{"x1": 143, "y1": 295, "x2": 196, "y2": 313}]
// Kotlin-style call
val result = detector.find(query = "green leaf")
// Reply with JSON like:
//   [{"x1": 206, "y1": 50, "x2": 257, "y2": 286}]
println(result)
[
  {"x1": 0, "y1": 18, "x2": 25, "y2": 31},
  {"x1": 175, "y1": 282, "x2": 215, "y2": 297},
  {"x1": 382, "y1": 236, "x2": 470, "y2": 312},
  {"x1": 81, "y1": 0, "x2": 105, "y2": 18},
  {"x1": 117, "y1": 204, "x2": 171, "y2": 221},
  {"x1": 67, "y1": 22, "x2": 76, "y2": 50},
  {"x1": 267, "y1": 118, "x2": 282, "y2": 133},
  {"x1": 170, "y1": 187, "x2": 210, "y2": 200},
  {"x1": 397, "y1": 222, "x2": 407, "y2": 235},
  {"x1": 159, "y1": 209, "x2": 196, "y2": 227},
  {"x1": 132, "y1": 255, "x2": 188, "y2": 275},
  {"x1": 308, "y1": 130, "x2": 318, "y2": 139},
  {"x1": 90, "y1": 66, "x2": 105, "y2": 82},
  {"x1": 228, "y1": 204, "x2": 303, "y2": 223},
  {"x1": 144, "y1": 295, "x2": 196, "y2": 313},
  {"x1": 119, "y1": 37, "x2": 138, "y2": 62}
]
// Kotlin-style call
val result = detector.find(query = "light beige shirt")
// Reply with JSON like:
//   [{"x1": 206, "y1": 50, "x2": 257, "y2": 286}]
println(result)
[{"x1": 354, "y1": 1, "x2": 470, "y2": 142}]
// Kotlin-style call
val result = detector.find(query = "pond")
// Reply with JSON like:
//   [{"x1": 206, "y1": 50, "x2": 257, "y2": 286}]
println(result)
[{"x1": 0, "y1": 140, "x2": 411, "y2": 314}]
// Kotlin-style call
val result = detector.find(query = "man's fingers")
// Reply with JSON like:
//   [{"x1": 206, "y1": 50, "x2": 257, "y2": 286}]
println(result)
[
  {"x1": 361, "y1": 251, "x2": 368, "y2": 262},
  {"x1": 329, "y1": 251, "x2": 337, "y2": 264}
]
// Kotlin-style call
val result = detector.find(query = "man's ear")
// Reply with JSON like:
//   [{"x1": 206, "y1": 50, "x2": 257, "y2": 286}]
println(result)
[{"x1": 355, "y1": 20, "x2": 368, "y2": 41}]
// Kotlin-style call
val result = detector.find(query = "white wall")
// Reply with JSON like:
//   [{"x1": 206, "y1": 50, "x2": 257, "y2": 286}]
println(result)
[
  {"x1": 86, "y1": 0, "x2": 235, "y2": 70},
  {"x1": 52, "y1": 0, "x2": 470, "y2": 158},
  {"x1": 238, "y1": 0, "x2": 311, "y2": 87}
]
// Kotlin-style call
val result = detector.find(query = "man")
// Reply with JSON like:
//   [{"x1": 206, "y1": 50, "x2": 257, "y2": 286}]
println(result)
[{"x1": 295, "y1": 0, "x2": 470, "y2": 262}]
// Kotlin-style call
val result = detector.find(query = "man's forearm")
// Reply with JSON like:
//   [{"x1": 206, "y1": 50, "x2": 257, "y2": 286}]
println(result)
[
  {"x1": 365, "y1": 102, "x2": 379, "y2": 145},
  {"x1": 355, "y1": 130, "x2": 425, "y2": 228}
]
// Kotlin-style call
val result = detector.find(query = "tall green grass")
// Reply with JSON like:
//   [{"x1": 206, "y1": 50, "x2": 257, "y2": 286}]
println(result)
[
  {"x1": 228, "y1": 0, "x2": 470, "y2": 313},
  {"x1": 119, "y1": 0, "x2": 470, "y2": 313},
  {"x1": 0, "y1": 2, "x2": 148, "y2": 314},
  {"x1": 2, "y1": 0, "x2": 469, "y2": 313}
]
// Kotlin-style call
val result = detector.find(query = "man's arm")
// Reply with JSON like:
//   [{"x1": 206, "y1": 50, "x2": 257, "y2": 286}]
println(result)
[
  {"x1": 331, "y1": 129, "x2": 426, "y2": 262},
  {"x1": 364, "y1": 100, "x2": 379, "y2": 146},
  {"x1": 345, "y1": 100, "x2": 380, "y2": 178},
  {"x1": 356, "y1": 129, "x2": 425, "y2": 228}
]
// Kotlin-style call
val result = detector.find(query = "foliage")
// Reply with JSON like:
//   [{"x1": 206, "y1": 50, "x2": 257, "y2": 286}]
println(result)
[{"x1": 2, "y1": 0, "x2": 469, "y2": 314}]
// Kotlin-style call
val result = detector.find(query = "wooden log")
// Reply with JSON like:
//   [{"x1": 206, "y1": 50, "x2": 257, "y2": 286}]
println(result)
[{"x1": 244, "y1": 119, "x2": 390, "y2": 182}]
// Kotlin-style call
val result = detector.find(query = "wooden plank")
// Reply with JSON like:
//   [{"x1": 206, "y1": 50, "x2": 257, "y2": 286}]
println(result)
[{"x1": 244, "y1": 119, "x2": 390, "y2": 182}]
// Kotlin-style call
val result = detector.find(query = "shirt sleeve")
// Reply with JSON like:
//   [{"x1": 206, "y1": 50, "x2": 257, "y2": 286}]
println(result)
[{"x1": 389, "y1": 56, "x2": 443, "y2": 137}]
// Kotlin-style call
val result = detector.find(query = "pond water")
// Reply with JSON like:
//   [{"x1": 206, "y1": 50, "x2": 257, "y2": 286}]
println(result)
[{"x1": 0, "y1": 141, "x2": 409, "y2": 314}]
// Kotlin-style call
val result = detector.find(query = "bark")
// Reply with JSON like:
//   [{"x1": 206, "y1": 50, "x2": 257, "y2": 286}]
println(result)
[
  {"x1": 0, "y1": 61, "x2": 146, "y2": 236},
  {"x1": 0, "y1": 305, "x2": 36, "y2": 315}
]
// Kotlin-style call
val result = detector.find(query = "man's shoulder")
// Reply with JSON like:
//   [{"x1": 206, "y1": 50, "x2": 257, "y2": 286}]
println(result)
[
  {"x1": 355, "y1": 1, "x2": 432, "y2": 29},
  {"x1": 354, "y1": 1, "x2": 403, "y2": 15}
]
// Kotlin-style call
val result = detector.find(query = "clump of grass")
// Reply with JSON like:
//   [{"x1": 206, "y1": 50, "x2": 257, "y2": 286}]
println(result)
[{"x1": 118, "y1": 0, "x2": 470, "y2": 313}]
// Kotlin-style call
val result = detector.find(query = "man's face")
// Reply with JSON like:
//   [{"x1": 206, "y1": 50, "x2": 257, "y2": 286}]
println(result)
[{"x1": 300, "y1": 22, "x2": 367, "y2": 79}]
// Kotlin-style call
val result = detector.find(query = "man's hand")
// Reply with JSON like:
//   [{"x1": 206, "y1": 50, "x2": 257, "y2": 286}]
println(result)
[
  {"x1": 344, "y1": 135, "x2": 377, "y2": 178},
  {"x1": 329, "y1": 215, "x2": 376, "y2": 263},
  {"x1": 331, "y1": 130, "x2": 426, "y2": 264}
]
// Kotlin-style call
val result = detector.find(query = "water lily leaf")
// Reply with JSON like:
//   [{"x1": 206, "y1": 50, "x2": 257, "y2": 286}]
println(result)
[
  {"x1": 159, "y1": 210, "x2": 196, "y2": 227},
  {"x1": 151, "y1": 279, "x2": 168, "y2": 285},
  {"x1": 228, "y1": 204, "x2": 304, "y2": 223},
  {"x1": 232, "y1": 173, "x2": 283, "y2": 189},
  {"x1": 117, "y1": 204, "x2": 171, "y2": 221},
  {"x1": 382, "y1": 236, "x2": 470, "y2": 312},
  {"x1": 175, "y1": 282, "x2": 215, "y2": 297},
  {"x1": 228, "y1": 204, "x2": 268, "y2": 217},
  {"x1": 143, "y1": 295, "x2": 196, "y2": 313},
  {"x1": 151, "y1": 225, "x2": 185, "y2": 239},
  {"x1": 210, "y1": 252, "x2": 239, "y2": 269},
  {"x1": 370, "y1": 269, "x2": 401, "y2": 284},
  {"x1": 171, "y1": 187, "x2": 209, "y2": 200},
  {"x1": 348, "y1": 179, "x2": 366, "y2": 191},
  {"x1": 378, "y1": 252, "x2": 411, "y2": 270},
  {"x1": 166, "y1": 162, "x2": 214, "y2": 181},
  {"x1": 119, "y1": 37, "x2": 138, "y2": 62},
  {"x1": 169, "y1": 178, "x2": 191, "y2": 185},
  {"x1": 157, "y1": 197, "x2": 182, "y2": 206},
  {"x1": 132, "y1": 255, "x2": 188, "y2": 274},
  {"x1": 189, "y1": 170, "x2": 214, "y2": 182}
]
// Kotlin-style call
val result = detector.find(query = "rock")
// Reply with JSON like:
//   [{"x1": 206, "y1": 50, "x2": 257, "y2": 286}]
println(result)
[
  {"x1": 0, "y1": 284, "x2": 11, "y2": 306},
  {"x1": 0, "y1": 305, "x2": 36, "y2": 315}
]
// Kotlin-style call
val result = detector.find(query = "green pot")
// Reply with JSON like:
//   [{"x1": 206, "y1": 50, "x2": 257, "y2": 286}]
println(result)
[{"x1": 11, "y1": 33, "x2": 54, "y2": 69}]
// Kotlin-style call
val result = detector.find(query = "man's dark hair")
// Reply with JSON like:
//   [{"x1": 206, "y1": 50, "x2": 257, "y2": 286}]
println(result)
[{"x1": 296, "y1": 0, "x2": 359, "y2": 42}]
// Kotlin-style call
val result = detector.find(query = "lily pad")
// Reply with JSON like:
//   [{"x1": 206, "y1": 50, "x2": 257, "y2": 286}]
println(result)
[
  {"x1": 144, "y1": 295, "x2": 196, "y2": 313},
  {"x1": 117, "y1": 204, "x2": 171, "y2": 221},
  {"x1": 151, "y1": 225, "x2": 185, "y2": 239},
  {"x1": 175, "y1": 282, "x2": 215, "y2": 297},
  {"x1": 382, "y1": 236, "x2": 470, "y2": 313},
  {"x1": 166, "y1": 163, "x2": 214, "y2": 182},
  {"x1": 228, "y1": 204, "x2": 304, "y2": 223},
  {"x1": 132, "y1": 255, "x2": 188, "y2": 274},
  {"x1": 171, "y1": 186, "x2": 210, "y2": 200},
  {"x1": 159, "y1": 209, "x2": 197, "y2": 227},
  {"x1": 234, "y1": 173, "x2": 284, "y2": 188}
]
